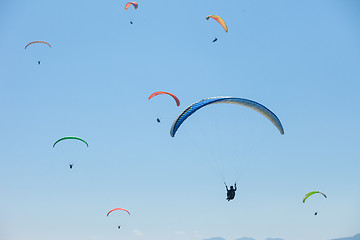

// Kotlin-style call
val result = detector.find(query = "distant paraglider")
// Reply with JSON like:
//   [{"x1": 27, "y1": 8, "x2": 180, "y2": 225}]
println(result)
[
  {"x1": 125, "y1": 2, "x2": 138, "y2": 24},
  {"x1": 53, "y1": 136, "x2": 88, "y2": 169},
  {"x1": 206, "y1": 15, "x2": 227, "y2": 42},
  {"x1": 107, "y1": 208, "x2": 130, "y2": 229},
  {"x1": 303, "y1": 191, "x2": 327, "y2": 216},
  {"x1": 25, "y1": 41, "x2": 51, "y2": 64},
  {"x1": 170, "y1": 96, "x2": 284, "y2": 137},
  {"x1": 149, "y1": 91, "x2": 180, "y2": 123}
]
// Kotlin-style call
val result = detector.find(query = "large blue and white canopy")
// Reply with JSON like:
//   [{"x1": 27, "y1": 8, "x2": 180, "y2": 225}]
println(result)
[{"x1": 170, "y1": 96, "x2": 284, "y2": 137}]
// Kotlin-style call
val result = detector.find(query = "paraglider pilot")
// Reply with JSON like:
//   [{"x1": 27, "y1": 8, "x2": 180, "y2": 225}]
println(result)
[
  {"x1": 38, "y1": 61, "x2": 41, "y2": 65},
  {"x1": 226, "y1": 183, "x2": 237, "y2": 201},
  {"x1": 157, "y1": 118, "x2": 160, "y2": 123},
  {"x1": 69, "y1": 164, "x2": 73, "y2": 169},
  {"x1": 213, "y1": 38, "x2": 218, "y2": 42}
]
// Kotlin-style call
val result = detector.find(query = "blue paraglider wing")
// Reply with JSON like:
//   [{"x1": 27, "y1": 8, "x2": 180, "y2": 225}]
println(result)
[{"x1": 170, "y1": 96, "x2": 284, "y2": 137}]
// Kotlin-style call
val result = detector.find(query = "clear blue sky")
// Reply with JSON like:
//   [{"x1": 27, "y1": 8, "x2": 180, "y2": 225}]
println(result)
[{"x1": 0, "y1": 1, "x2": 359, "y2": 240}]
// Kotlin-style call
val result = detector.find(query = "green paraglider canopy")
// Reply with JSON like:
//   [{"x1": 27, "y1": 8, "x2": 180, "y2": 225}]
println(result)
[
  {"x1": 53, "y1": 136, "x2": 88, "y2": 148},
  {"x1": 302, "y1": 191, "x2": 327, "y2": 203}
]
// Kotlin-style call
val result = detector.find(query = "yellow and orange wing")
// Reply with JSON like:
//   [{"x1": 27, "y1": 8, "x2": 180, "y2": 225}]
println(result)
[{"x1": 206, "y1": 15, "x2": 228, "y2": 32}]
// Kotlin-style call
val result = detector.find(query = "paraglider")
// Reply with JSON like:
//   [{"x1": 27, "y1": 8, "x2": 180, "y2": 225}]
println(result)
[
  {"x1": 125, "y1": 2, "x2": 138, "y2": 24},
  {"x1": 53, "y1": 136, "x2": 88, "y2": 169},
  {"x1": 149, "y1": 91, "x2": 180, "y2": 123},
  {"x1": 206, "y1": 15, "x2": 227, "y2": 42},
  {"x1": 226, "y1": 183, "x2": 237, "y2": 201},
  {"x1": 148, "y1": 91, "x2": 180, "y2": 106},
  {"x1": 107, "y1": 208, "x2": 130, "y2": 229},
  {"x1": 170, "y1": 96, "x2": 284, "y2": 137},
  {"x1": 25, "y1": 41, "x2": 51, "y2": 64},
  {"x1": 303, "y1": 191, "x2": 327, "y2": 216}
]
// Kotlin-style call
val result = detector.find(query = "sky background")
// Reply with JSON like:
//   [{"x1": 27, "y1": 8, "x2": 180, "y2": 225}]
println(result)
[{"x1": 0, "y1": 0, "x2": 360, "y2": 240}]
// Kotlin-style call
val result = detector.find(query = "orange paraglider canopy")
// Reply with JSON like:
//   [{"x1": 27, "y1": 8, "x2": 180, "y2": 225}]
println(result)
[
  {"x1": 148, "y1": 91, "x2": 180, "y2": 106},
  {"x1": 25, "y1": 41, "x2": 51, "y2": 49},
  {"x1": 206, "y1": 15, "x2": 228, "y2": 32},
  {"x1": 107, "y1": 208, "x2": 130, "y2": 216},
  {"x1": 125, "y1": 2, "x2": 138, "y2": 10}
]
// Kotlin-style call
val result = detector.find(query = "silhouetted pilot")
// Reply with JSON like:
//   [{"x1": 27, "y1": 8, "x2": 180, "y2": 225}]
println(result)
[{"x1": 226, "y1": 183, "x2": 237, "y2": 201}]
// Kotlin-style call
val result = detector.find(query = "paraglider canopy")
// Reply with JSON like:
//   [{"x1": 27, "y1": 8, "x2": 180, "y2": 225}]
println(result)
[
  {"x1": 206, "y1": 15, "x2": 228, "y2": 32},
  {"x1": 53, "y1": 136, "x2": 89, "y2": 148},
  {"x1": 170, "y1": 96, "x2": 284, "y2": 137},
  {"x1": 25, "y1": 41, "x2": 51, "y2": 49},
  {"x1": 125, "y1": 2, "x2": 138, "y2": 10},
  {"x1": 107, "y1": 208, "x2": 131, "y2": 216},
  {"x1": 302, "y1": 191, "x2": 327, "y2": 203},
  {"x1": 148, "y1": 91, "x2": 180, "y2": 106}
]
